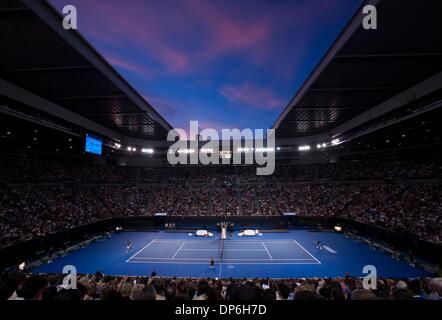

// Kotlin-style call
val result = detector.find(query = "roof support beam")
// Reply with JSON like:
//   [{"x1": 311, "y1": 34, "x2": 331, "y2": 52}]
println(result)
[
  {"x1": 308, "y1": 86, "x2": 403, "y2": 92},
  {"x1": 21, "y1": 0, "x2": 173, "y2": 133},
  {"x1": 0, "y1": 7, "x2": 28, "y2": 13},
  {"x1": 293, "y1": 106, "x2": 366, "y2": 110},
  {"x1": 342, "y1": 99, "x2": 442, "y2": 143},
  {"x1": 116, "y1": 124, "x2": 156, "y2": 127},
  {"x1": 275, "y1": 71, "x2": 442, "y2": 145},
  {"x1": 0, "y1": 105, "x2": 82, "y2": 138},
  {"x1": 0, "y1": 78, "x2": 123, "y2": 142},
  {"x1": 51, "y1": 95, "x2": 126, "y2": 101},
  {"x1": 335, "y1": 53, "x2": 442, "y2": 59},
  {"x1": 330, "y1": 71, "x2": 442, "y2": 138},
  {"x1": 89, "y1": 112, "x2": 148, "y2": 116},
  {"x1": 272, "y1": 0, "x2": 382, "y2": 129},
  {"x1": 283, "y1": 120, "x2": 338, "y2": 123},
  {"x1": 0, "y1": 65, "x2": 94, "y2": 73}
]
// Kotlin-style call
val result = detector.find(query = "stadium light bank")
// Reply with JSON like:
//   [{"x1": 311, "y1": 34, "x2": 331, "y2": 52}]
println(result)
[{"x1": 167, "y1": 121, "x2": 275, "y2": 176}]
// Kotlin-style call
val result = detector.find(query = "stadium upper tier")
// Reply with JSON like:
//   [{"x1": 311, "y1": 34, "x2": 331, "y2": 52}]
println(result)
[
  {"x1": 0, "y1": 157, "x2": 441, "y2": 248},
  {"x1": 0, "y1": 158, "x2": 440, "y2": 183}
]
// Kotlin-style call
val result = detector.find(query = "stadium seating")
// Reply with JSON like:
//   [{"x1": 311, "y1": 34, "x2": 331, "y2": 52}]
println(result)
[
  {"x1": 2, "y1": 272, "x2": 441, "y2": 300},
  {"x1": 0, "y1": 157, "x2": 441, "y2": 248}
]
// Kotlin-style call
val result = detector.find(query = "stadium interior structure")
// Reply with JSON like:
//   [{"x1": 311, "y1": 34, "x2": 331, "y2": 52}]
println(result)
[{"x1": 0, "y1": 0, "x2": 442, "y2": 301}]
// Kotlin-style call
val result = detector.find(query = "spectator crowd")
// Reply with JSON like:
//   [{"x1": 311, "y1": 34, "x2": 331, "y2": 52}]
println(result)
[
  {"x1": 0, "y1": 157, "x2": 441, "y2": 248},
  {"x1": 1, "y1": 272, "x2": 441, "y2": 300}
]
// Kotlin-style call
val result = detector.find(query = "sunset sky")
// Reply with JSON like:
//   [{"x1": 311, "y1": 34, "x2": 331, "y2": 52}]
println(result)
[{"x1": 50, "y1": 0, "x2": 362, "y2": 131}]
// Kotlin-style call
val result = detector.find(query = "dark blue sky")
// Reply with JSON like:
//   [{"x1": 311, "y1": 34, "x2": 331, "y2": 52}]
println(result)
[{"x1": 51, "y1": 0, "x2": 362, "y2": 131}]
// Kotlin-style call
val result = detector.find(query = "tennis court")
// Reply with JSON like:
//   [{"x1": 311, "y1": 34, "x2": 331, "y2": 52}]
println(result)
[
  {"x1": 31, "y1": 230, "x2": 432, "y2": 279},
  {"x1": 126, "y1": 239, "x2": 321, "y2": 264}
]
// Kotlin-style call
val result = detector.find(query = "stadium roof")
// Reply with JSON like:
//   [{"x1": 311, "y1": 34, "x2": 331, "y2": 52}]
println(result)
[
  {"x1": 273, "y1": 0, "x2": 442, "y2": 139},
  {"x1": 0, "y1": 0, "x2": 173, "y2": 141},
  {"x1": 1, "y1": 0, "x2": 441, "y2": 145}
]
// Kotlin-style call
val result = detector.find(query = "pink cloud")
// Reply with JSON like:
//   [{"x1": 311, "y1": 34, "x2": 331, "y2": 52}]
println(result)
[
  {"x1": 183, "y1": 0, "x2": 273, "y2": 63},
  {"x1": 157, "y1": 48, "x2": 191, "y2": 74},
  {"x1": 219, "y1": 83, "x2": 283, "y2": 110},
  {"x1": 67, "y1": 0, "x2": 276, "y2": 75},
  {"x1": 142, "y1": 93, "x2": 185, "y2": 119},
  {"x1": 54, "y1": 0, "x2": 352, "y2": 79},
  {"x1": 144, "y1": 94, "x2": 241, "y2": 132},
  {"x1": 105, "y1": 55, "x2": 148, "y2": 74},
  {"x1": 171, "y1": 119, "x2": 243, "y2": 140},
  {"x1": 67, "y1": 1, "x2": 191, "y2": 74},
  {"x1": 197, "y1": 119, "x2": 241, "y2": 132}
]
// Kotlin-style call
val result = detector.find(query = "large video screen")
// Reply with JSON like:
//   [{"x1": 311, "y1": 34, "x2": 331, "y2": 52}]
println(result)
[{"x1": 85, "y1": 134, "x2": 102, "y2": 155}]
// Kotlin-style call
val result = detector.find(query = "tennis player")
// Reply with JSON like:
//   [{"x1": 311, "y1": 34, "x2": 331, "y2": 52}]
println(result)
[
  {"x1": 127, "y1": 240, "x2": 133, "y2": 253},
  {"x1": 316, "y1": 239, "x2": 322, "y2": 250}
]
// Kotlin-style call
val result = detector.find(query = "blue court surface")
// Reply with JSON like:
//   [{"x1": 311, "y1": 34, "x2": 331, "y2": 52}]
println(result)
[{"x1": 32, "y1": 230, "x2": 432, "y2": 279}]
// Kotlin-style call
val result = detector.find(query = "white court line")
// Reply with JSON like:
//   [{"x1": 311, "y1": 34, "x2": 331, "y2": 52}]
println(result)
[
  {"x1": 292, "y1": 240, "x2": 321, "y2": 264},
  {"x1": 126, "y1": 239, "x2": 321, "y2": 264},
  {"x1": 126, "y1": 239, "x2": 157, "y2": 262},
  {"x1": 171, "y1": 242, "x2": 186, "y2": 260},
  {"x1": 130, "y1": 257, "x2": 316, "y2": 261},
  {"x1": 153, "y1": 240, "x2": 295, "y2": 244},
  {"x1": 218, "y1": 264, "x2": 222, "y2": 279},
  {"x1": 127, "y1": 260, "x2": 320, "y2": 265},
  {"x1": 261, "y1": 243, "x2": 274, "y2": 260},
  {"x1": 179, "y1": 248, "x2": 267, "y2": 251},
  {"x1": 323, "y1": 245, "x2": 337, "y2": 254}
]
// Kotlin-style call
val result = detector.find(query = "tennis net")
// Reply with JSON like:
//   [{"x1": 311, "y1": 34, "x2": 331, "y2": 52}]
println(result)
[{"x1": 220, "y1": 238, "x2": 225, "y2": 262}]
